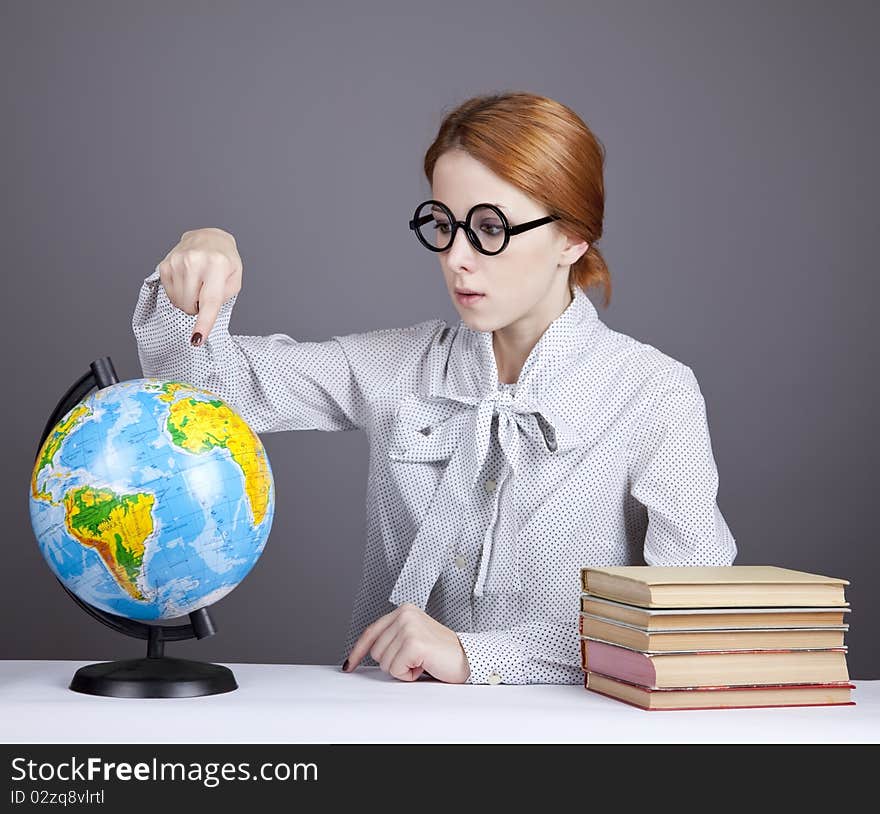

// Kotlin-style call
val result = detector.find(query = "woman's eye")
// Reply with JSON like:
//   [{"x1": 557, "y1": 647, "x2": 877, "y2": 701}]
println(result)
[
  {"x1": 481, "y1": 223, "x2": 503, "y2": 236},
  {"x1": 433, "y1": 222, "x2": 451, "y2": 233}
]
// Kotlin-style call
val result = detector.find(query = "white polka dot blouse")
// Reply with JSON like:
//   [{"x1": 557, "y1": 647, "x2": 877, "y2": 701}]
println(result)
[{"x1": 132, "y1": 269, "x2": 737, "y2": 685}]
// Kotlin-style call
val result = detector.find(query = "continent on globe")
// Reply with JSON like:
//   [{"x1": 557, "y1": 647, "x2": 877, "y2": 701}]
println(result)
[
  {"x1": 63, "y1": 485, "x2": 154, "y2": 601},
  {"x1": 163, "y1": 387, "x2": 272, "y2": 526}
]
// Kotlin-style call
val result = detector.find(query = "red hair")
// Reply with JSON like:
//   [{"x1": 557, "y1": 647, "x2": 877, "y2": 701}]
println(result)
[{"x1": 422, "y1": 91, "x2": 611, "y2": 307}]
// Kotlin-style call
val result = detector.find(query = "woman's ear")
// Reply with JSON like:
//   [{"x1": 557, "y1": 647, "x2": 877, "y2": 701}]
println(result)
[{"x1": 558, "y1": 234, "x2": 590, "y2": 267}]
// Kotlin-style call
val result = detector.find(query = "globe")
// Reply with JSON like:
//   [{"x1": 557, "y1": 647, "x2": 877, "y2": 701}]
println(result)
[{"x1": 29, "y1": 377, "x2": 275, "y2": 623}]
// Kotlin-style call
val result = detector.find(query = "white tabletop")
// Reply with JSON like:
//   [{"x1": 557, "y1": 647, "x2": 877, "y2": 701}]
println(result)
[{"x1": 1, "y1": 660, "x2": 877, "y2": 744}]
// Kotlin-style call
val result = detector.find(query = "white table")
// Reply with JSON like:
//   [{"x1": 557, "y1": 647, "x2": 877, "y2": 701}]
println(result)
[{"x1": 1, "y1": 660, "x2": 877, "y2": 743}]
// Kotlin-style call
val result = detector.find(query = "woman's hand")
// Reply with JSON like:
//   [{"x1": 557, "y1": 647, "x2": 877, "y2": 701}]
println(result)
[
  {"x1": 155, "y1": 227, "x2": 243, "y2": 345},
  {"x1": 342, "y1": 603, "x2": 471, "y2": 683}
]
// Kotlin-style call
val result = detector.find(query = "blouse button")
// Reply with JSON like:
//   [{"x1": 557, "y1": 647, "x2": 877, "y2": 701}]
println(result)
[
  {"x1": 454, "y1": 554, "x2": 467, "y2": 570},
  {"x1": 484, "y1": 478, "x2": 497, "y2": 493},
  {"x1": 487, "y1": 673, "x2": 503, "y2": 685}
]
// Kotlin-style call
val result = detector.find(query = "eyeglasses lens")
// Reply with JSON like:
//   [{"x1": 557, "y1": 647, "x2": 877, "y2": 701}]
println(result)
[{"x1": 414, "y1": 202, "x2": 506, "y2": 254}]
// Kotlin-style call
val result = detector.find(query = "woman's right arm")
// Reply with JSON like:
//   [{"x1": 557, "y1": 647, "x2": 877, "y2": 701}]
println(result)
[{"x1": 132, "y1": 228, "x2": 370, "y2": 434}]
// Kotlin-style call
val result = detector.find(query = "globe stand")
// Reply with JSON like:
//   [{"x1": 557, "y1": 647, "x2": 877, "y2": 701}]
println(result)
[
  {"x1": 67, "y1": 607, "x2": 238, "y2": 698},
  {"x1": 37, "y1": 357, "x2": 239, "y2": 698}
]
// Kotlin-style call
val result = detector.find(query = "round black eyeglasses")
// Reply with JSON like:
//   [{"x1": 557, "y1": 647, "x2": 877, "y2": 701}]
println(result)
[{"x1": 409, "y1": 199, "x2": 561, "y2": 256}]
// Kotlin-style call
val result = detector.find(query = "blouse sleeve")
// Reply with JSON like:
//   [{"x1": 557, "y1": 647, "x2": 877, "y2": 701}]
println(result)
[
  {"x1": 456, "y1": 619, "x2": 582, "y2": 685},
  {"x1": 131, "y1": 268, "x2": 443, "y2": 435},
  {"x1": 627, "y1": 364, "x2": 738, "y2": 566}
]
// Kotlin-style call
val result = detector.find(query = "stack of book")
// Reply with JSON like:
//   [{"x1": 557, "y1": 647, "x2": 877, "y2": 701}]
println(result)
[{"x1": 578, "y1": 566, "x2": 855, "y2": 711}]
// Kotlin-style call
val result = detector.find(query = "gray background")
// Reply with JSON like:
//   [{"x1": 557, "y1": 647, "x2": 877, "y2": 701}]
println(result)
[{"x1": 3, "y1": 1, "x2": 877, "y2": 679}]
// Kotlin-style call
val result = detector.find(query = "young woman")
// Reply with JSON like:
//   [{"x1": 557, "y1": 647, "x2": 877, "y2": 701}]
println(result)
[{"x1": 133, "y1": 91, "x2": 737, "y2": 686}]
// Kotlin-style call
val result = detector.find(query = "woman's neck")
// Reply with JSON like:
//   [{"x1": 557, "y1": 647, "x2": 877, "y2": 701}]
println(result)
[{"x1": 492, "y1": 281, "x2": 573, "y2": 385}]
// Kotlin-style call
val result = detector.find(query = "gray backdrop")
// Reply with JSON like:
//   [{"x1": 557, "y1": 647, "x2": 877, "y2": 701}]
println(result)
[{"x1": 3, "y1": 1, "x2": 877, "y2": 679}]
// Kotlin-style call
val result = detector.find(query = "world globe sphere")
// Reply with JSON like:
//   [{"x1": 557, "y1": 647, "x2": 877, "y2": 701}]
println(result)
[{"x1": 29, "y1": 378, "x2": 275, "y2": 622}]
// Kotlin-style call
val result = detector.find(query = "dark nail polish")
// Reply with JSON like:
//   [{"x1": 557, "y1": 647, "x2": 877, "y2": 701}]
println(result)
[
  {"x1": 191, "y1": 332, "x2": 203, "y2": 347},
  {"x1": 342, "y1": 659, "x2": 349, "y2": 672}
]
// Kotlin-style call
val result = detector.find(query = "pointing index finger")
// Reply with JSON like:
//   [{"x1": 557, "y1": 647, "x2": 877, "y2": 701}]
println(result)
[
  {"x1": 343, "y1": 612, "x2": 397, "y2": 672},
  {"x1": 191, "y1": 274, "x2": 226, "y2": 345}
]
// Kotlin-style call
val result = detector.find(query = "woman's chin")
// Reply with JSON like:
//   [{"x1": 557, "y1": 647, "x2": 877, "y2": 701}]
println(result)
[
  {"x1": 447, "y1": 295, "x2": 502, "y2": 332},
  {"x1": 459, "y1": 312, "x2": 497, "y2": 333}
]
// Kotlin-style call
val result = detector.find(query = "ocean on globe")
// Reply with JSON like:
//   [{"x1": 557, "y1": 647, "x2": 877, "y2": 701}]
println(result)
[{"x1": 28, "y1": 378, "x2": 275, "y2": 622}]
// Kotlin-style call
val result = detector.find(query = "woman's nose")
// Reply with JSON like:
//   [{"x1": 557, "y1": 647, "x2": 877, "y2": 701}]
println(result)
[{"x1": 446, "y1": 223, "x2": 479, "y2": 265}]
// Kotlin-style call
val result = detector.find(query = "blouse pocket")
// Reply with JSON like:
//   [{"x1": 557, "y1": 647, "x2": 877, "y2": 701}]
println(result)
[
  {"x1": 384, "y1": 393, "x2": 471, "y2": 533},
  {"x1": 387, "y1": 393, "x2": 470, "y2": 463}
]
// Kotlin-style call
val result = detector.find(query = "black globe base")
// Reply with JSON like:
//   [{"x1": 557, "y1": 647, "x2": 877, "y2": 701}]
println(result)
[{"x1": 69, "y1": 656, "x2": 238, "y2": 698}]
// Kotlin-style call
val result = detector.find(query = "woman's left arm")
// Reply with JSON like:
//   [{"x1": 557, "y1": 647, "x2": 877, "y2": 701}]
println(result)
[
  {"x1": 628, "y1": 365, "x2": 738, "y2": 566},
  {"x1": 456, "y1": 620, "x2": 582, "y2": 685}
]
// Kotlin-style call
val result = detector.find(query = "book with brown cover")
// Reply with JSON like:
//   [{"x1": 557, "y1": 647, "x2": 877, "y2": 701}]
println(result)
[
  {"x1": 579, "y1": 594, "x2": 851, "y2": 629},
  {"x1": 580, "y1": 566, "x2": 850, "y2": 608},
  {"x1": 580, "y1": 638, "x2": 850, "y2": 687},
  {"x1": 584, "y1": 671, "x2": 856, "y2": 710},
  {"x1": 578, "y1": 614, "x2": 848, "y2": 651}
]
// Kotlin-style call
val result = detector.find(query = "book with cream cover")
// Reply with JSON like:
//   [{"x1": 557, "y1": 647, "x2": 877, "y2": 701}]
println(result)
[
  {"x1": 579, "y1": 594, "x2": 851, "y2": 629},
  {"x1": 584, "y1": 672, "x2": 856, "y2": 710},
  {"x1": 578, "y1": 613, "x2": 848, "y2": 651},
  {"x1": 580, "y1": 566, "x2": 850, "y2": 608}
]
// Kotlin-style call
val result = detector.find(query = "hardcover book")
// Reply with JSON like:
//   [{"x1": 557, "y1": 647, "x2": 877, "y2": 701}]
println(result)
[
  {"x1": 578, "y1": 614, "x2": 848, "y2": 651},
  {"x1": 580, "y1": 638, "x2": 850, "y2": 688},
  {"x1": 584, "y1": 671, "x2": 856, "y2": 710},
  {"x1": 579, "y1": 594, "x2": 850, "y2": 629},
  {"x1": 580, "y1": 566, "x2": 849, "y2": 608}
]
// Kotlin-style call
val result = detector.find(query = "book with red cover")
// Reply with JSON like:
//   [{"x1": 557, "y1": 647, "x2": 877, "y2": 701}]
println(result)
[{"x1": 580, "y1": 637, "x2": 850, "y2": 687}]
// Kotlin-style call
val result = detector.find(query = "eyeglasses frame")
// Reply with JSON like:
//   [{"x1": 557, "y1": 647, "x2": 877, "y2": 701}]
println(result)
[{"x1": 409, "y1": 199, "x2": 562, "y2": 256}]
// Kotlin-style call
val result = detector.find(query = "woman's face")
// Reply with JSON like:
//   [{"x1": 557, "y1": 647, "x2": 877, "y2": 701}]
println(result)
[{"x1": 430, "y1": 148, "x2": 587, "y2": 334}]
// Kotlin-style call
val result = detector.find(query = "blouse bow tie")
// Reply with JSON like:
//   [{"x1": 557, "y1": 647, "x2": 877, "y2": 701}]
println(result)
[{"x1": 386, "y1": 387, "x2": 575, "y2": 610}]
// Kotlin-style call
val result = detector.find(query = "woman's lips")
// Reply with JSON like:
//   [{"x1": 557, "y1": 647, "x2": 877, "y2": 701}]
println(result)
[{"x1": 455, "y1": 290, "x2": 485, "y2": 307}]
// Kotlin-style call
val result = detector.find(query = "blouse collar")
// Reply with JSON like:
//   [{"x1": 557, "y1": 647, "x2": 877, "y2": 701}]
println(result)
[
  {"x1": 439, "y1": 284, "x2": 601, "y2": 451},
  {"x1": 445, "y1": 284, "x2": 599, "y2": 395}
]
